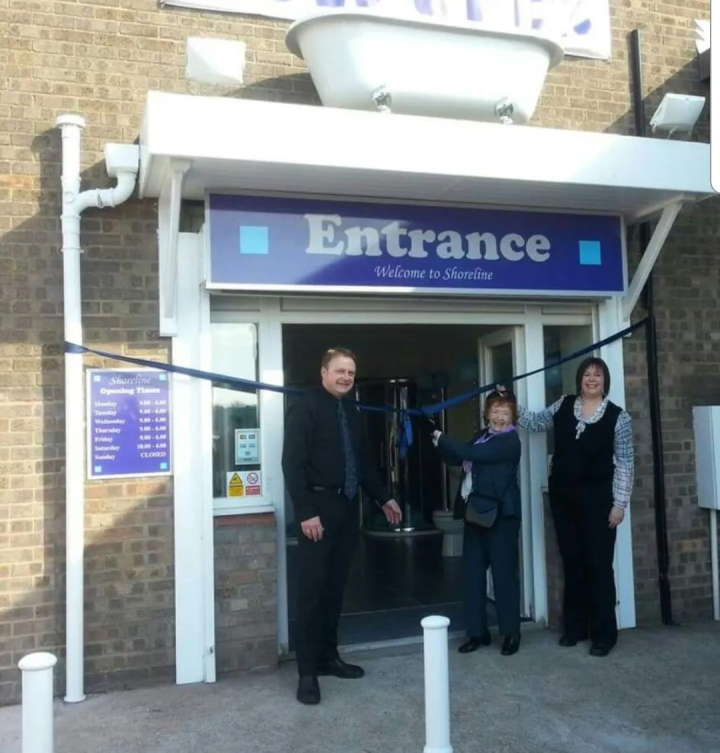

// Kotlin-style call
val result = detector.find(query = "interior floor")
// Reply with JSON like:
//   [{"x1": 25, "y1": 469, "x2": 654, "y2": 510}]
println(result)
[{"x1": 287, "y1": 534, "x2": 497, "y2": 648}]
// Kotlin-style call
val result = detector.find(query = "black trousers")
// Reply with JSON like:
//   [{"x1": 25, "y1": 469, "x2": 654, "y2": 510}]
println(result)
[
  {"x1": 549, "y1": 484, "x2": 618, "y2": 647},
  {"x1": 294, "y1": 491, "x2": 358, "y2": 676},
  {"x1": 463, "y1": 515, "x2": 521, "y2": 638}
]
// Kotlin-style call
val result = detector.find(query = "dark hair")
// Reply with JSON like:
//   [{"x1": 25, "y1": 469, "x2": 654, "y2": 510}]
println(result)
[
  {"x1": 321, "y1": 347, "x2": 357, "y2": 369},
  {"x1": 575, "y1": 357, "x2": 610, "y2": 397},
  {"x1": 483, "y1": 389, "x2": 518, "y2": 425}
]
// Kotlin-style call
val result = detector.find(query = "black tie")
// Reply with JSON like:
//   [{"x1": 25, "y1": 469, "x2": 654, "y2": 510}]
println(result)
[{"x1": 338, "y1": 402, "x2": 358, "y2": 499}]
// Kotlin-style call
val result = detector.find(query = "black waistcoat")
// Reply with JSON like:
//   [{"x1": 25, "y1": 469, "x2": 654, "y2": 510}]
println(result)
[{"x1": 549, "y1": 395, "x2": 621, "y2": 491}]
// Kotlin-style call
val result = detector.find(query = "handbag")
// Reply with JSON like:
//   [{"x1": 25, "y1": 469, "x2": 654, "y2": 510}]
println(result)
[{"x1": 464, "y1": 494, "x2": 499, "y2": 528}]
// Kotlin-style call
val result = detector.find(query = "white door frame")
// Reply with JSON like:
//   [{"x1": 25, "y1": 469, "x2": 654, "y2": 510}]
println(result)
[
  {"x1": 596, "y1": 298, "x2": 637, "y2": 630},
  {"x1": 172, "y1": 232, "x2": 216, "y2": 685},
  {"x1": 267, "y1": 298, "x2": 596, "y2": 653},
  {"x1": 477, "y1": 327, "x2": 531, "y2": 617}
]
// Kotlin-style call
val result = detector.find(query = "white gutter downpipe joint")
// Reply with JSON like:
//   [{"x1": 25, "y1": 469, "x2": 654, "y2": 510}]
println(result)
[{"x1": 55, "y1": 115, "x2": 139, "y2": 704}]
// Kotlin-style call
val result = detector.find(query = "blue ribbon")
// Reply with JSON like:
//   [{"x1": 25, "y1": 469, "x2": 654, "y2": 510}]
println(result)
[
  {"x1": 65, "y1": 317, "x2": 646, "y2": 454},
  {"x1": 398, "y1": 411, "x2": 414, "y2": 459}
]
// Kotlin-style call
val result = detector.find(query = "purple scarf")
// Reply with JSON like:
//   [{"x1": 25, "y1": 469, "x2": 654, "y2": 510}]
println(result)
[{"x1": 462, "y1": 425, "x2": 516, "y2": 473}]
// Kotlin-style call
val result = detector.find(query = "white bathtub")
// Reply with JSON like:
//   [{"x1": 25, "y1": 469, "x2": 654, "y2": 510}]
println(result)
[{"x1": 285, "y1": 10, "x2": 563, "y2": 125}]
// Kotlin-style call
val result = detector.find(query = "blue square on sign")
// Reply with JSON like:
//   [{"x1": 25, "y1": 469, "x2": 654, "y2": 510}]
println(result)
[
  {"x1": 94, "y1": 465, "x2": 102, "y2": 473},
  {"x1": 579, "y1": 240, "x2": 602, "y2": 266},
  {"x1": 160, "y1": 462, "x2": 168, "y2": 470},
  {"x1": 93, "y1": 375, "x2": 101, "y2": 382},
  {"x1": 239, "y1": 225, "x2": 269, "y2": 255}
]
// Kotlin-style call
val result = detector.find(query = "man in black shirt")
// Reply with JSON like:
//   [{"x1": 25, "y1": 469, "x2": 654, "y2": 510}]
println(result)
[{"x1": 282, "y1": 347, "x2": 402, "y2": 705}]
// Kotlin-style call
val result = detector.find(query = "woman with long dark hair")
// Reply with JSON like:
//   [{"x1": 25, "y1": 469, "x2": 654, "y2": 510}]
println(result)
[{"x1": 501, "y1": 356, "x2": 634, "y2": 657}]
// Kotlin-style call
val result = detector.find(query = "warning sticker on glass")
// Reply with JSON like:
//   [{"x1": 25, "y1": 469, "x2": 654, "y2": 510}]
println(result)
[{"x1": 226, "y1": 470, "x2": 262, "y2": 497}]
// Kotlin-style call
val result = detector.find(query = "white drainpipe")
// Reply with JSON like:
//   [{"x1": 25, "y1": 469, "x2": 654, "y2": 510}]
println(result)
[{"x1": 56, "y1": 115, "x2": 139, "y2": 703}]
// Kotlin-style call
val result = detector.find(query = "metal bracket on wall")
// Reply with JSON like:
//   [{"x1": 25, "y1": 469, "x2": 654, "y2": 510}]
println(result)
[
  {"x1": 621, "y1": 199, "x2": 683, "y2": 321},
  {"x1": 158, "y1": 158, "x2": 192, "y2": 336}
]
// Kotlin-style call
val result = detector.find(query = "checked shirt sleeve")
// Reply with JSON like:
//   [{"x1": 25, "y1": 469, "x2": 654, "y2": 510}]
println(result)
[
  {"x1": 612, "y1": 410, "x2": 635, "y2": 508},
  {"x1": 517, "y1": 397, "x2": 565, "y2": 432}
]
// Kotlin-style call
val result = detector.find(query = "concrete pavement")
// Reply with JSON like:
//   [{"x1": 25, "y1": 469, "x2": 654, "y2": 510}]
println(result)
[{"x1": 2, "y1": 623, "x2": 719, "y2": 753}]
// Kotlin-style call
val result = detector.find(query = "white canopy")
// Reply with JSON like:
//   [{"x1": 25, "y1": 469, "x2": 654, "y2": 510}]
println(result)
[
  {"x1": 138, "y1": 90, "x2": 714, "y2": 330},
  {"x1": 140, "y1": 90, "x2": 712, "y2": 221}
]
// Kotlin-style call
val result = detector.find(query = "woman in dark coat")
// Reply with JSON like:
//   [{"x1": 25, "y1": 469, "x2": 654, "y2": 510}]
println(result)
[{"x1": 431, "y1": 389, "x2": 522, "y2": 656}]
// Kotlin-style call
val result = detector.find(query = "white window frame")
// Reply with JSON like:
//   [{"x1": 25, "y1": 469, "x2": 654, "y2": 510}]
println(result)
[{"x1": 208, "y1": 313, "x2": 277, "y2": 516}]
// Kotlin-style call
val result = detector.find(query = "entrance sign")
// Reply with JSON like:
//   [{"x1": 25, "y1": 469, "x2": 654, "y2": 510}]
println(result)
[
  {"x1": 206, "y1": 194, "x2": 625, "y2": 296},
  {"x1": 163, "y1": 0, "x2": 612, "y2": 60},
  {"x1": 87, "y1": 369, "x2": 172, "y2": 480}
]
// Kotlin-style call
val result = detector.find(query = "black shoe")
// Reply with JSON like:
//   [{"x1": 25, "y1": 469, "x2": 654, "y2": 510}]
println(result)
[
  {"x1": 316, "y1": 656, "x2": 365, "y2": 679},
  {"x1": 297, "y1": 675, "x2": 320, "y2": 705},
  {"x1": 558, "y1": 634, "x2": 588, "y2": 647},
  {"x1": 501, "y1": 634, "x2": 521, "y2": 656},
  {"x1": 589, "y1": 643, "x2": 612, "y2": 657},
  {"x1": 458, "y1": 631, "x2": 492, "y2": 653}
]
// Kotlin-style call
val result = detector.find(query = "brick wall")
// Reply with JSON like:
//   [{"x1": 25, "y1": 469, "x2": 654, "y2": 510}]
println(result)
[
  {"x1": 0, "y1": 194, "x2": 176, "y2": 703},
  {"x1": 533, "y1": 0, "x2": 718, "y2": 625},
  {"x1": 214, "y1": 514, "x2": 278, "y2": 673},
  {"x1": 0, "y1": 0, "x2": 714, "y2": 703},
  {"x1": 624, "y1": 202, "x2": 720, "y2": 625},
  {"x1": 0, "y1": 2, "x2": 313, "y2": 704}
]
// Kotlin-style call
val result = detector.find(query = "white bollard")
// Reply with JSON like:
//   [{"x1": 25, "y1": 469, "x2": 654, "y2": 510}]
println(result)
[
  {"x1": 421, "y1": 616, "x2": 452, "y2": 753},
  {"x1": 18, "y1": 652, "x2": 57, "y2": 753}
]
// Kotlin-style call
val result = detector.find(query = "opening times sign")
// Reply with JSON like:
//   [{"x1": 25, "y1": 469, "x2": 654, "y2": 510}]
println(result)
[{"x1": 87, "y1": 368, "x2": 172, "y2": 480}]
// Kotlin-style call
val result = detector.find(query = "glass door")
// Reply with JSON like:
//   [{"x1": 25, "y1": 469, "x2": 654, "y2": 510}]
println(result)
[{"x1": 477, "y1": 327, "x2": 531, "y2": 618}]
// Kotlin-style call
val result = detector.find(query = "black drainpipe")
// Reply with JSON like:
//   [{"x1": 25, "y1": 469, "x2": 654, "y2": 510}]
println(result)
[{"x1": 629, "y1": 29, "x2": 675, "y2": 626}]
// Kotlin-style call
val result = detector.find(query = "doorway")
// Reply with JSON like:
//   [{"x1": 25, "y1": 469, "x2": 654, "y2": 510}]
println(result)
[
  {"x1": 281, "y1": 323, "x2": 526, "y2": 649},
  {"x1": 202, "y1": 294, "x2": 632, "y2": 675},
  {"x1": 174, "y1": 274, "x2": 638, "y2": 682}
]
